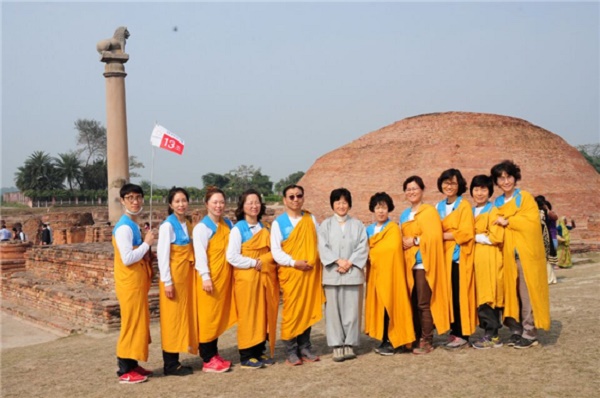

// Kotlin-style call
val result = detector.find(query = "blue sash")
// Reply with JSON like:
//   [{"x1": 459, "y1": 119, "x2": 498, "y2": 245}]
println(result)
[
  {"x1": 113, "y1": 215, "x2": 142, "y2": 246},
  {"x1": 234, "y1": 220, "x2": 264, "y2": 244},
  {"x1": 366, "y1": 219, "x2": 390, "y2": 238},
  {"x1": 437, "y1": 197, "x2": 462, "y2": 262},
  {"x1": 399, "y1": 209, "x2": 422, "y2": 266},
  {"x1": 163, "y1": 213, "x2": 190, "y2": 245},
  {"x1": 201, "y1": 215, "x2": 233, "y2": 240}
]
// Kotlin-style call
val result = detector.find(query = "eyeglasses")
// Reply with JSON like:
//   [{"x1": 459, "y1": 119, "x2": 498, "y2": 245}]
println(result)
[
  {"x1": 287, "y1": 194, "x2": 304, "y2": 200},
  {"x1": 405, "y1": 188, "x2": 421, "y2": 192},
  {"x1": 442, "y1": 181, "x2": 458, "y2": 187},
  {"x1": 124, "y1": 195, "x2": 143, "y2": 203}
]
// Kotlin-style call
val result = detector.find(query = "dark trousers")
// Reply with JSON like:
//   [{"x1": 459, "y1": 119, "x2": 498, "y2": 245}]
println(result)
[
  {"x1": 411, "y1": 269, "x2": 434, "y2": 342},
  {"x1": 283, "y1": 327, "x2": 312, "y2": 355},
  {"x1": 117, "y1": 357, "x2": 138, "y2": 376},
  {"x1": 162, "y1": 351, "x2": 181, "y2": 371},
  {"x1": 477, "y1": 304, "x2": 502, "y2": 337},
  {"x1": 239, "y1": 340, "x2": 267, "y2": 362},
  {"x1": 450, "y1": 261, "x2": 469, "y2": 339},
  {"x1": 199, "y1": 338, "x2": 218, "y2": 363},
  {"x1": 381, "y1": 310, "x2": 390, "y2": 344}
]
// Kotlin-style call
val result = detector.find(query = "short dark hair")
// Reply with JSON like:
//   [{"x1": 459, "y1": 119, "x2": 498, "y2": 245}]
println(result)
[
  {"x1": 368, "y1": 192, "x2": 394, "y2": 213},
  {"x1": 490, "y1": 160, "x2": 522, "y2": 185},
  {"x1": 437, "y1": 168, "x2": 467, "y2": 196},
  {"x1": 235, "y1": 189, "x2": 266, "y2": 221},
  {"x1": 167, "y1": 187, "x2": 190, "y2": 215},
  {"x1": 329, "y1": 188, "x2": 352, "y2": 209},
  {"x1": 469, "y1": 175, "x2": 494, "y2": 197},
  {"x1": 403, "y1": 175, "x2": 425, "y2": 191},
  {"x1": 120, "y1": 183, "x2": 144, "y2": 198},
  {"x1": 282, "y1": 184, "x2": 304, "y2": 197}
]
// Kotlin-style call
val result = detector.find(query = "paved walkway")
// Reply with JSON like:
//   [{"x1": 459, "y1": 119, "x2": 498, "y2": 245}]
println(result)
[{"x1": 1, "y1": 311, "x2": 66, "y2": 350}]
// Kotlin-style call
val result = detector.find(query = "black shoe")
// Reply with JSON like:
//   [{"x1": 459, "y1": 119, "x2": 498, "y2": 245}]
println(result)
[
  {"x1": 374, "y1": 342, "x2": 394, "y2": 356},
  {"x1": 164, "y1": 365, "x2": 193, "y2": 376},
  {"x1": 506, "y1": 334, "x2": 521, "y2": 347},
  {"x1": 514, "y1": 338, "x2": 539, "y2": 349}
]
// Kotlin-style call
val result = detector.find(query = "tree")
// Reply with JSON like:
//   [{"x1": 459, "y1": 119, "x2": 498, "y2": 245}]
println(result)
[
  {"x1": 201, "y1": 173, "x2": 230, "y2": 189},
  {"x1": 55, "y1": 151, "x2": 82, "y2": 191},
  {"x1": 274, "y1": 171, "x2": 305, "y2": 194},
  {"x1": 79, "y1": 159, "x2": 108, "y2": 190},
  {"x1": 224, "y1": 165, "x2": 273, "y2": 198},
  {"x1": 578, "y1": 144, "x2": 600, "y2": 173},
  {"x1": 14, "y1": 151, "x2": 64, "y2": 192},
  {"x1": 129, "y1": 155, "x2": 145, "y2": 178},
  {"x1": 75, "y1": 119, "x2": 107, "y2": 165}
]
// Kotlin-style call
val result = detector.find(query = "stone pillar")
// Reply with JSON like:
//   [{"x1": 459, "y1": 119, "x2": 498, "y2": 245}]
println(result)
[{"x1": 97, "y1": 27, "x2": 131, "y2": 224}]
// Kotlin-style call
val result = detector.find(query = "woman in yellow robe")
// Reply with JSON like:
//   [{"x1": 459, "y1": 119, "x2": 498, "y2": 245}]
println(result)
[
  {"x1": 226, "y1": 189, "x2": 279, "y2": 369},
  {"x1": 469, "y1": 175, "x2": 505, "y2": 349},
  {"x1": 491, "y1": 160, "x2": 550, "y2": 349},
  {"x1": 365, "y1": 192, "x2": 415, "y2": 356},
  {"x1": 157, "y1": 187, "x2": 197, "y2": 376},
  {"x1": 400, "y1": 176, "x2": 450, "y2": 355},
  {"x1": 435, "y1": 169, "x2": 477, "y2": 350},
  {"x1": 193, "y1": 187, "x2": 237, "y2": 373},
  {"x1": 113, "y1": 183, "x2": 154, "y2": 384}
]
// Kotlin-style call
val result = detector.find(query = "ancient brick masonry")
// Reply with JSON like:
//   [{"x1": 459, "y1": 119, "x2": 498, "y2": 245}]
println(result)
[
  {"x1": 1, "y1": 242, "x2": 160, "y2": 333},
  {"x1": 300, "y1": 112, "x2": 600, "y2": 240}
]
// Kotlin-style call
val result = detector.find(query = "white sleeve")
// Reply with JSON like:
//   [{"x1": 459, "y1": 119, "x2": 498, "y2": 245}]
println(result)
[
  {"x1": 270, "y1": 220, "x2": 295, "y2": 267},
  {"x1": 226, "y1": 227, "x2": 256, "y2": 269},
  {"x1": 193, "y1": 223, "x2": 212, "y2": 280},
  {"x1": 157, "y1": 222, "x2": 175, "y2": 286},
  {"x1": 115, "y1": 224, "x2": 149, "y2": 266},
  {"x1": 311, "y1": 214, "x2": 319, "y2": 229},
  {"x1": 475, "y1": 233, "x2": 493, "y2": 245}
]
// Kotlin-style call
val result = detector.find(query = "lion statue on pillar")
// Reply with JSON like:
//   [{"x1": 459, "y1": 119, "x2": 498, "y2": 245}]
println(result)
[{"x1": 96, "y1": 26, "x2": 130, "y2": 55}]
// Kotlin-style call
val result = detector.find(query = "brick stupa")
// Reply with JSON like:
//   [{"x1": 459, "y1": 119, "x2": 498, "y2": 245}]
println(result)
[{"x1": 300, "y1": 112, "x2": 599, "y2": 231}]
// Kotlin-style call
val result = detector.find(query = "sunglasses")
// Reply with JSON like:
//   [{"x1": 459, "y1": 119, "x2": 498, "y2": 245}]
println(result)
[{"x1": 287, "y1": 194, "x2": 304, "y2": 200}]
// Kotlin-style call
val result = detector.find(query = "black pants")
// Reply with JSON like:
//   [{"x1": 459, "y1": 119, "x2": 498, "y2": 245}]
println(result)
[
  {"x1": 117, "y1": 357, "x2": 138, "y2": 376},
  {"x1": 199, "y1": 338, "x2": 218, "y2": 363},
  {"x1": 450, "y1": 261, "x2": 469, "y2": 340},
  {"x1": 478, "y1": 304, "x2": 502, "y2": 337},
  {"x1": 239, "y1": 340, "x2": 267, "y2": 362},
  {"x1": 162, "y1": 351, "x2": 181, "y2": 371},
  {"x1": 381, "y1": 310, "x2": 391, "y2": 345}
]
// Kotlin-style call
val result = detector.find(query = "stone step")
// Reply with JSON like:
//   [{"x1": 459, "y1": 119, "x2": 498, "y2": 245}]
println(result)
[{"x1": 1, "y1": 270, "x2": 160, "y2": 333}]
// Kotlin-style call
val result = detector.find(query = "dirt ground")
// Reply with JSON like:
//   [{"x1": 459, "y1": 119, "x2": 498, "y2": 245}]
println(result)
[{"x1": 2, "y1": 254, "x2": 599, "y2": 398}]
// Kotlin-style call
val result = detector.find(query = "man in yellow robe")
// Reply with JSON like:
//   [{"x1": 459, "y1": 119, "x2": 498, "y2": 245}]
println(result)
[
  {"x1": 271, "y1": 184, "x2": 324, "y2": 366},
  {"x1": 112, "y1": 183, "x2": 154, "y2": 384},
  {"x1": 491, "y1": 161, "x2": 551, "y2": 349}
]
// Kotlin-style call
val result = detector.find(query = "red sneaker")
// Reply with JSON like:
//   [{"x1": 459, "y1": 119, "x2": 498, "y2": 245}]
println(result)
[
  {"x1": 133, "y1": 366, "x2": 153, "y2": 377},
  {"x1": 215, "y1": 354, "x2": 232, "y2": 369},
  {"x1": 202, "y1": 356, "x2": 230, "y2": 373},
  {"x1": 119, "y1": 370, "x2": 148, "y2": 384}
]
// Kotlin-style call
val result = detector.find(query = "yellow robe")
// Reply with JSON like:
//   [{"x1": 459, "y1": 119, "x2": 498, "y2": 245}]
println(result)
[
  {"x1": 364, "y1": 222, "x2": 415, "y2": 347},
  {"x1": 196, "y1": 219, "x2": 237, "y2": 343},
  {"x1": 113, "y1": 236, "x2": 152, "y2": 361},
  {"x1": 277, "y1": 211, "x2": 325, "y2": 340},
  {"x1": 233, "y1": 226, "x2": 280, "y2": 356},
  {"x1": 159, "y1": 221, "x2": 198, "y2": 354},
  {"x1": 495, "y1": 190, "x2": 551, "y2": 330},
  {"x1": 440, "y1": 198, "x2": 477, "y2": 336},
  {"x1": 473, "y1": 205, "x2": 504, "y2": 309},
  {"x1": 401, "y1": 204, "x2": 451, "y2": 335}
]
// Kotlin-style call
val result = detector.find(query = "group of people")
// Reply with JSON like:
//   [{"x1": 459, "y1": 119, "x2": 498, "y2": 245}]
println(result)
[
  {"x1": 0, "y1": 222, "x2": 27, "y2": 242},
  {"x1": 112, "y1": 159, "x2": 553, "y2": 385}
]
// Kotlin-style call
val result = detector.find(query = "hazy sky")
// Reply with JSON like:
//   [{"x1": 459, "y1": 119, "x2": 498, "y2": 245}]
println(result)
[{"x1": 2, "y1": 1, "x2": 599, "y2": 189}]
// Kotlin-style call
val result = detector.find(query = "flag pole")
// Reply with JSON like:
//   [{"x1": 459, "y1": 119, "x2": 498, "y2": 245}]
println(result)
[{"x1": 149, "y1": 122, "x2": 157, "y2": 230}]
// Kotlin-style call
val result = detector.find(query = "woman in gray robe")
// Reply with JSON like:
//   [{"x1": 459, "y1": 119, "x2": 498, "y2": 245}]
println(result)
[{"x1": 318, "y1": 188, "x2": 369, "y2": 362}]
